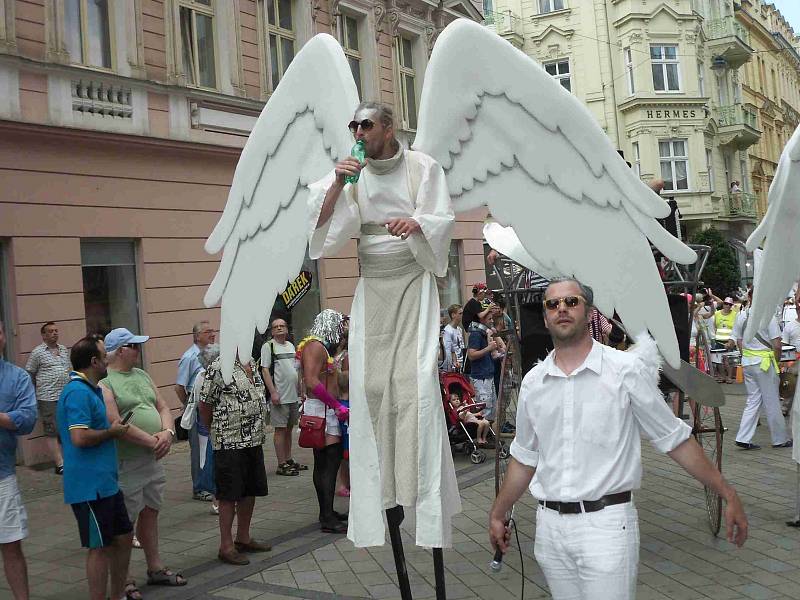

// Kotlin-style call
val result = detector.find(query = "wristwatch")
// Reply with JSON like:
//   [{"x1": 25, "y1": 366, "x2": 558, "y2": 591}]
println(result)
[{"x1": 165, "y1": 428, "x2": 176, "y2": 438}]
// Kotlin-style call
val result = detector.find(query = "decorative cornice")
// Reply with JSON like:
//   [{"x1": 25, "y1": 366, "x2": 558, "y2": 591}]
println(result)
[{"x1": 374, "y1": 3, "x2": 386, "y2": 40}]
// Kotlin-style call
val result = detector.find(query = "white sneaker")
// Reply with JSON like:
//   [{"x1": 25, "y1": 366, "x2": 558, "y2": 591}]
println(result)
[
  {"x1": 211, "y1": 503, "x2": 219, "y2": 515},
  {"x1": 132, "y1": 535, "x2": 142, "y2": 548}
]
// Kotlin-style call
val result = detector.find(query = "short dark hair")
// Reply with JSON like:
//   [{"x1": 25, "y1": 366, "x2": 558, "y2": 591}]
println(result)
[
  {"x1": 40, "y1": 321, "x2": 56, "y2": 334},
  {"x1": 70, "y1": 335, "x2": 103, "y2": 371},
  {"x1": 447, "y1": 304, "x2": 461, "y2": 319}
]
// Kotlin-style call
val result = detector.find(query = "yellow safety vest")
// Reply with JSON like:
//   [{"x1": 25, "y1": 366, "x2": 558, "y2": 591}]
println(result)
[
  {"x1": 742, "y1": 348, "x2": 778, "y2": 372},
  {"x1": 714, "y1": 310, "x2": 737, "y2": 342}
]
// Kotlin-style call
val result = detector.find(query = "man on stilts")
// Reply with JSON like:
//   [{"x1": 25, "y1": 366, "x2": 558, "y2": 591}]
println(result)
[{"x1": 308, "y1": 101, "x2": 460, "y2": 598}]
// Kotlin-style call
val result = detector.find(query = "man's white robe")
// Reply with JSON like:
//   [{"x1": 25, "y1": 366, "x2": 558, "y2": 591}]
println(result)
[{"x1": 307, "y1": 149, "x2": 462, "y2": 548}]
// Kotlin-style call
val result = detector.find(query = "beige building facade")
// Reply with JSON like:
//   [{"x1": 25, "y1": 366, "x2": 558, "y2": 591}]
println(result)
[
  {"x1": 0, "y1": 0, "x2": 484, "y2": 465},
  {"x1": 486, "y1": 0, "x2": 796, "y2": 247}
]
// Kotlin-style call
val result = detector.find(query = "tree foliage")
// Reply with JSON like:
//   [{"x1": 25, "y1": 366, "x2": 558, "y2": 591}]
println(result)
[{"x1": 689, "y1": 227, "x2": 742, "y2": 296}]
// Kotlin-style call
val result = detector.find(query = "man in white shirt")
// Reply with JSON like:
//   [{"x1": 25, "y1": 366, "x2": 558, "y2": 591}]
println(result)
[
  {"x1": 442, "y1": 304, "x2": 465, "y2": 372},
  {"x1": 733, "y1": 289, "x2": 792, "y2": 449},
  {"x1": 260, "y1": 317, "x2": 303, "y2": 476},
  {"x1": 489, "y1": 277, "x2": 748, "y2": 600}
]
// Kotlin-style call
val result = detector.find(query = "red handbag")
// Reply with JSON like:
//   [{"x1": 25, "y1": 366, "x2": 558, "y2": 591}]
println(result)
[{"x1": 298, "y1": 413, "x2": 326, "y2": 449}]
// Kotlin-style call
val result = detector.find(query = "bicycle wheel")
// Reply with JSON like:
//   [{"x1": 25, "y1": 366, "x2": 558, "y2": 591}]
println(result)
[{"x1": 692, "y1": 402, "x2": 723, "y2": 535}]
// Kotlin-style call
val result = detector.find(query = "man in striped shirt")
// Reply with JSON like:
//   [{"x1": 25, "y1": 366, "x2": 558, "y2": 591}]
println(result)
[{"x1": 25, "y1": 321, "x2": 70, "y2": 474}]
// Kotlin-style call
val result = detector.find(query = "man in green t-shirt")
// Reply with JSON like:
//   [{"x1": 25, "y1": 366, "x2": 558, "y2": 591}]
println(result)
[{"x1": 100, "y1": 328, "x2": 187, "y2": 592}]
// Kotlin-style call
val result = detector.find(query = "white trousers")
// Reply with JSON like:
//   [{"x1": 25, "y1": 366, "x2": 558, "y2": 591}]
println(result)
[
  {"x1": 534, "y1": 502, "x2": 639, "y2": 600},
  {"x1": 735, "y1": 364, "x2": 790, "y2": 446}
]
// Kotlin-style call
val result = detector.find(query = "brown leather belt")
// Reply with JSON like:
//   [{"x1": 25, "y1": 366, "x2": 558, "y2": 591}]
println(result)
[{"x1": 539, "y1": 491, "x2": 632, "y2": 514}]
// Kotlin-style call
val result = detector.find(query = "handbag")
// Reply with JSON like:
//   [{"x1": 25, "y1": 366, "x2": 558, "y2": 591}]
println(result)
[{"x1": 298, "y1": 413, "x2": 326, "y2": 449}]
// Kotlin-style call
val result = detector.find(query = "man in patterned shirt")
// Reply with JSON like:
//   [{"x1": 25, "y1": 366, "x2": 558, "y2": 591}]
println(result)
[
  {"x1": 25, "y1": 321, "x2": 70, "y2": 474},
  {"x1": 199, "y1": 354, "x2": 270, "y2": 566}
]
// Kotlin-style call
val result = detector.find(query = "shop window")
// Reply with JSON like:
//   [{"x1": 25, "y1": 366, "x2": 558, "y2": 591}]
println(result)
[
  {"x1": 544, "y1": 59, "x2": 571, "y2": 92},
  {"x1": 64, "y1": 0, "x2": 112, "y2": 69},
  {"x1": 178, "y1": 0, "x2": 217, "y2": 89},
  {"x1": 651, "y1": 44, "x2": 680, "y2": 92},
  {"x1": 341, "y1": 14, "x2": 362, "y2": 98},
  {"x1": 538, "y1": 0, "x2": 564, "y2": 13},
  {"x1": 81, "y1": 240, "x2": 141, "y2": 338},
  {"x1": 396, "y1": 36, "x2": 418, "y2": 130},
  {"x1": 264, "y1": 0, "x2": 296, "y2": 91},
  {"x1": 436, "y1": 241, "x2": 462, "y2": 311},
  {"x1": 659, "y1": 139, "x2": 689, "y2": 191}
]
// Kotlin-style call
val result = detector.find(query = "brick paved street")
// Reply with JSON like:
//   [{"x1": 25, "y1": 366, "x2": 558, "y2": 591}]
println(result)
[{"x1": 2, "y1": 384, "x2": 799, "y2": 600}]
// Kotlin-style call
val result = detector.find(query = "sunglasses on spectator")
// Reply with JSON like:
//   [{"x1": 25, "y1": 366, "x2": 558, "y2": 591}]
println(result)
[
  {"x1": 124, "y1": 343, "x2": 141, "y2": 350},
  {"x1": 348, "y1": 119, "x2": 375, "y2": 134},
  {"x1": 544, "y1": 296, "x2": 586, "y2": 311}
]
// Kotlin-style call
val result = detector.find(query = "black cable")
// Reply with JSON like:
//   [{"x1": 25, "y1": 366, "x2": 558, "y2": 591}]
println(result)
[{"x1": 509, "y1": 517, "x2": 525, "y2": 600}]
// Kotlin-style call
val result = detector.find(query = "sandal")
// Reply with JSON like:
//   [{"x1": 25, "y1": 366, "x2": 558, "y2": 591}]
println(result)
[
  {"x1": 147, "y1": 568, "x2": 187, "y2": 586},
  {"x1": 124, "y1": 580, "x2": 142, "y2": 600},
  {"x1": 287, "y1": 458, "x2": 308, "y2": 471},
  {"x1": 276, "y1": 462, "x2": 300, "y2": 476}
]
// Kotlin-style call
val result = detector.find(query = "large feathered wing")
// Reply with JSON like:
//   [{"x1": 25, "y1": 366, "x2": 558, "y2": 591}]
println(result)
[
  {"x1": 413, "y1": 19, "x2": 696, "y2": 368},
  {"x1": 204, "y1": 34, "x2": 359, "y2": 382},
  {"x1": 744, "y1": 124, "x2": 800, "y2": 340}
]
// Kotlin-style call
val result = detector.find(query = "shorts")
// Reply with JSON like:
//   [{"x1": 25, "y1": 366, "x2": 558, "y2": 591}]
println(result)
[
  {"x1": 471, "y1": 377, "x2": 496, "y2": 421},
  {"x1": 118, "y1": 456, "x2": 166, "y2": 522},
  {"x1": 303, "y1": 398, "x2": 340, "y2": 437},
  {"x1": 71, "y1": 490, "x2": 132, "y2": 549},
  {"x1": 38, "y1": 400, "x2": 58, "y2": 437},
  {"x1": 271, "y1": 402, "x2": 299, "y2": 428},
  {"x1": 0, "y1": 475, "x2": 28, "y2": 544},
  {"x1": 214, "y1": 446, "x2": 268, "y2": 501}
]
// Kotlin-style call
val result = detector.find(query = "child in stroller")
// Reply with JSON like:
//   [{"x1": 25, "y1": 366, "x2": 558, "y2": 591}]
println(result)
[
  {"x1": 450, "y1": 392, "x2": 491, "y2": 446},
  {"x1": 441, "y1": 372, "x2": 496, "y2": 463}
]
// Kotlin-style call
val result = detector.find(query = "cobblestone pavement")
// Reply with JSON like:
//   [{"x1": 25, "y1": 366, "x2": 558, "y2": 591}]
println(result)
[{"x1": 2, "y1": 385, "x2": 799, "y2": 599}]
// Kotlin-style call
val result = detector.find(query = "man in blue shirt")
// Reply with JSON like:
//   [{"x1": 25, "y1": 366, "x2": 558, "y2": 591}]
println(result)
[
  {"x1": 58, "y1": 335, "x2": 131, "y2": 600},
  {"x1": 175, "y1": 321, "x2": 215, "y2": 501},
  {"x1": 468, "y1": 310, "x2": 499, "y2": 426},
  {"x1": 0, "y1": 320, "x2": 37, "y2": 600}
]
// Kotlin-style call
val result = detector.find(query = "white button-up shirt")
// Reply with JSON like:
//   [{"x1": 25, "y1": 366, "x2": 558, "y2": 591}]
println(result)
[{"x1": 510, "y1": 341, "x2": 691, "y2": 501}]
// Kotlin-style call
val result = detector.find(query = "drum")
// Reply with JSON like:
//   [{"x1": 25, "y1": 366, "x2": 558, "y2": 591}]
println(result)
[
  {"x1": 722, "y1": 351, "x2": 741, "y2": 367},
  {"x1": 780, "y1": 345, "x2": 797, "y2": 362},
  {"x1": 780, "y1": 370, "x2": 797, "y2": 400},
  {"x1": 710, "y1": 348, "x2": 725, "y2": 365}
]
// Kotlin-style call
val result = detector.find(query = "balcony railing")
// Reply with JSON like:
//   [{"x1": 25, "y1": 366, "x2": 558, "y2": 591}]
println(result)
[
  {"x1": 704, "y1": 15, "x2": 750, "y2": 46},
  {"x1": 483, "y1": 9, "x2": 523, "y2": 39},
  {"x1": 722, "y1": 192, "x2": 757, "y2": 219},
  {"x1": 715, "y1": 104, "x2": 758, "y2": 129}
]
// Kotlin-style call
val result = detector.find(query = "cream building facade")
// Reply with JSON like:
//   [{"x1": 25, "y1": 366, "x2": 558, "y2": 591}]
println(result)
[
  {"x1": 0, "y1": 0, "x2": 483, "y2": 465},
  {"x1": 485, "y1": 0, "x2": 799, "y2": 246}
]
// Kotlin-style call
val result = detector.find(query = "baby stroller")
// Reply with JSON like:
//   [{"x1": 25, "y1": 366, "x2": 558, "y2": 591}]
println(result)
[{"x1": 440, "y1": 371, "x2": 496, "y2": 464}]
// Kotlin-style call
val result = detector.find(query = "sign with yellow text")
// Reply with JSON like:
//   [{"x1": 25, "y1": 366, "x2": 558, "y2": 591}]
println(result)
[{"x1": 282, "y1": 271, "x2": 313, "y2": 309}]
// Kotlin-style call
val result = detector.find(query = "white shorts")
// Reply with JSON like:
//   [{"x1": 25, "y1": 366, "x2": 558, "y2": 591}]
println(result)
[
  {"x1": 0, "y1": 475, "x2": 28, "y2": 544},
  {"x1": 118, "y1": 456, "x2": 167, "y2": 523},
  {"x1": 303, "y1": 398, "x2": 341, "y2": 437},
  {"x1": 471, "y1": 377, "x2": 497, "y2": 421}
]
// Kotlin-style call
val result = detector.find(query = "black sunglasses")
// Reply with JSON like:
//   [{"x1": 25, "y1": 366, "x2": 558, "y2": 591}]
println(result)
[
  {"x1": 124, "y1": 343, "x2": 141, "y2": 350},
  {"x1": 348, "y1": 118, "x2": 375, "y2": 134}
]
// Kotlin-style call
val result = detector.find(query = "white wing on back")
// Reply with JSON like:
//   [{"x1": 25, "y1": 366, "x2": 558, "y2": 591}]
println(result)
[
  {"x1": 413, "y1": 19, "x2": 696, "y2": 368},
  {"x1": 744, "y1": 124, "x2": 800, "y2": 340},
  {"x1": 204, "y1": 34, "x2": 358, "y2": 382}
]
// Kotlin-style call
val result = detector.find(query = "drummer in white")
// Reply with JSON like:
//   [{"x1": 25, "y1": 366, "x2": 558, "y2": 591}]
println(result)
[{"x1": 733, "y1": 288, "x2": 793, "y2": 450}]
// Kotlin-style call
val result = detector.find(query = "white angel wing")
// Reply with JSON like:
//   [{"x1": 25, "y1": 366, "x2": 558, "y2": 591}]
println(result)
[
  {"x1": 204, "y1": 34, "x2": 358, "y2": 382},
  {"x1": 744, "y1": 124, "x2": 800, "y2": 340},
  {"x1": 413, "y1": 19, "x2": 696, "y2": 368}
]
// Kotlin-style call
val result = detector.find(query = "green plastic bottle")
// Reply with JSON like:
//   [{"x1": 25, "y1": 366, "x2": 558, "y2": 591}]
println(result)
[{"x1": 345, "y1": 140, "x2": 366, "y2": 185}]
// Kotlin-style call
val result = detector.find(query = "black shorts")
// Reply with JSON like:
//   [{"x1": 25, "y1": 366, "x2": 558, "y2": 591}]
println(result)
[
  {"x1": 71, "y1": 490, "x2": 133, "y2": 549},
  {"x1": 214, "y1": 446, "x2": 268, "y2": 501}
]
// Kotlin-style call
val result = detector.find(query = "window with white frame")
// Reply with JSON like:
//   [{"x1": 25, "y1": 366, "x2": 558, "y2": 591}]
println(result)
[
  {"x1": 64, "y1": 0, "x2": 112, "y2": 69},
  {"x1": 706, "y1": 148, "x2": 714, "y2": 193},
  {"x1": 341, "y1": 13, "x2": 362, "y2": 98},
  {"x1": 178, "y1": 0, "x2": 216, "y2": 88},
  {"x1": 544, "y1": 59, "x2": 571, "y2": 92},
  {"x1": 698, "y1": 60, "x2": 705, "y2": 96},
  {"x1": 624, "y1": 47, "x2": 635, "y2": 95},
  {"x1": 659, "y1": 140, "x2": 689, "y2": 191},
  {"x1": 396, "y1": 36, "x2": 417, "y2": 130},
  {"x1": 650, "y1": 44, "x2": 680, "y2": 92},
  {"x1": 538, "y1": 0, "x2": 564, "y2": 13},
  {"x1": 631, "y1": 142, "x2": 641, "y2": 178},
  {"x1": 264, "y1": 0, "x2": 295, "y2": 91},
  {"x1": 436, "y1": 241, "x2": 462, "y2": 310}
]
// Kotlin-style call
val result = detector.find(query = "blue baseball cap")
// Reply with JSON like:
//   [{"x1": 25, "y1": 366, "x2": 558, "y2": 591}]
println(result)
[{"x1": 104, "y1": 328, "x2": 150, "y2": 352}]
